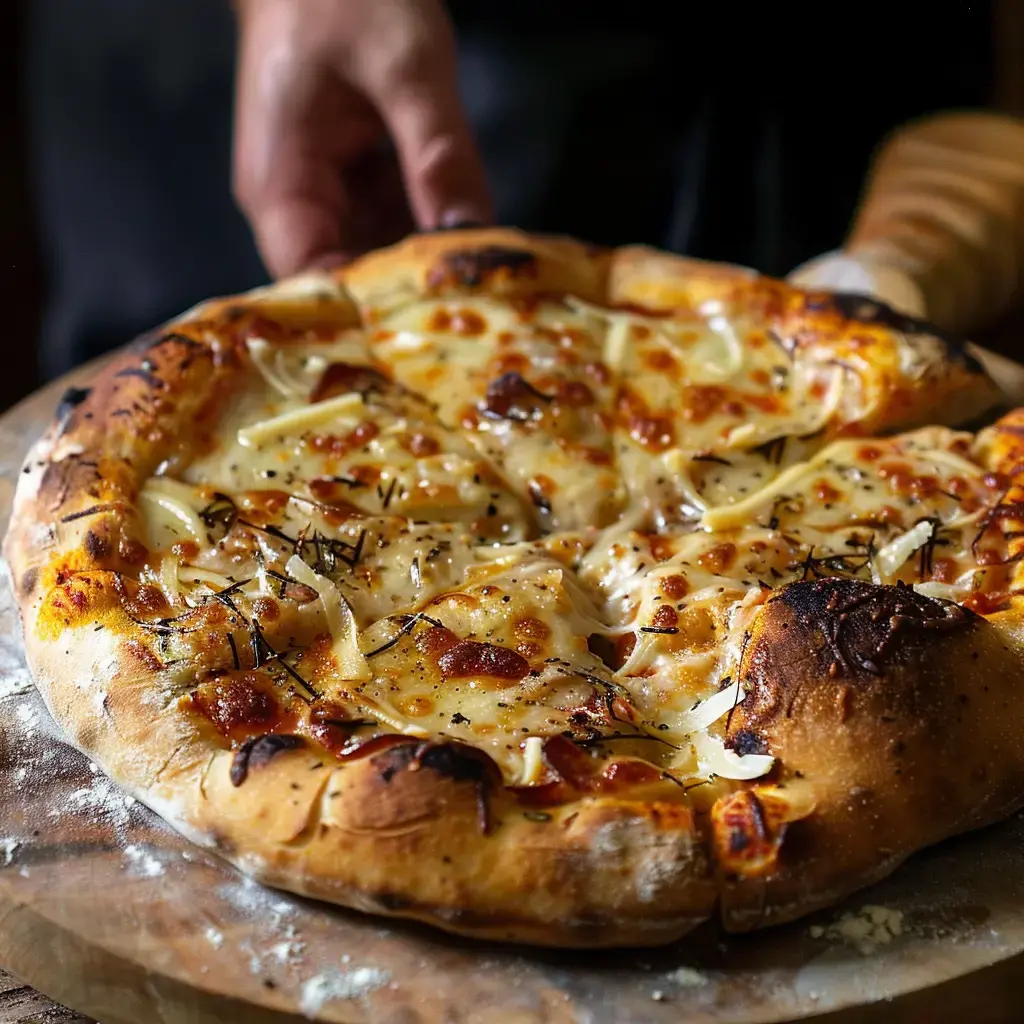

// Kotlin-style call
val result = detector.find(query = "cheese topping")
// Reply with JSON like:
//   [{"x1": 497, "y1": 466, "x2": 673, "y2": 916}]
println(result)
[{"x1": 123, "y1": 285, "x2": 1007, "y2": 792}]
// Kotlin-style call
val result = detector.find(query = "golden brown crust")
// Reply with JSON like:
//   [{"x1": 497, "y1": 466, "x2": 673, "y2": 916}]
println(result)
[
  {"x1": 722, "y1": 579, "x2": 1024, "y2": 930},
  {"x1": 3, "y1": 227, "x2": 1018, "y2": 948}
]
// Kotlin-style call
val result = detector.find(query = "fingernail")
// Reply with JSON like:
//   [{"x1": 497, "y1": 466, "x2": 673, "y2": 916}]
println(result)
[
  {"x1": 436, "y1": 207, "x2": 489, "y2": 231},
  {"x1": 306, "y1": 252, "x2": 350, "y2": 272}
]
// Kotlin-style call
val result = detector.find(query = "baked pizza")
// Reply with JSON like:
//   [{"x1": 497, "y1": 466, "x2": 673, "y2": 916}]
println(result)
[{"x1": 8, "y1": 228, "x2": 1024, "y2": 948}]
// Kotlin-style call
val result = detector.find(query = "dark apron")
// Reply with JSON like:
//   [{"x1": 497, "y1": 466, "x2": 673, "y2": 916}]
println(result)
[{"x1": 25, "y1": 1, "x2": 993, "y2": 377}]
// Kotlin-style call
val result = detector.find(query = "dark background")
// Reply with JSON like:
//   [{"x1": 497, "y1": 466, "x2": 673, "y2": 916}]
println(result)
[{"x1": 0, "y1": 3, "x2": 41, "y2": 415}]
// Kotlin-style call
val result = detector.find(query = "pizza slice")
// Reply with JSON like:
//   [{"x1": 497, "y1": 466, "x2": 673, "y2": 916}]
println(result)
[
  {"x1": 344, "y1": 233, "x2": 625, "y2": 532},
  {"x1": 601, "y1": 248, "x2": 1000, "y2": 526}
]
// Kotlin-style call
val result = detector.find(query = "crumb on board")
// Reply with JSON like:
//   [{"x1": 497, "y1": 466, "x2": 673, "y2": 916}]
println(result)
[{"x1": 809, "y1": 904, "x2": 905, "y2": 955}]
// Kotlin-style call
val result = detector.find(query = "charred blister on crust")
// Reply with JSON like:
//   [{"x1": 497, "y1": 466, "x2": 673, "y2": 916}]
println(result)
[
  {"x1": 230, "y1": 733, "x2": 306, "y2": 786},
  {"x1": 735, "y1": 578, "x2": 976, "y2": 735},
  {"x1": 38, "y1": 455, "x2": 103, "y2": 515},
  {"x1": 711, "y1": 789, "x2": 789, "y2": 880},
  {"x1": 804, "y1": 292, "x2": 981, "y2": 373},
  {"x1": 428, "y1": 246, "x2": 539, "y2": 290},
  {"x1": 372, "y1": 740, "x2": 502, "y2": 833},
  {"x1": 56, "y1": 386, "x2": 92, "y2": 421},
  {"x1": 19, "y1": 566, "x2": 39, "y2": 598},
  {"x1": 115, "y1": 366, "x2": 169, "y2": 391}
]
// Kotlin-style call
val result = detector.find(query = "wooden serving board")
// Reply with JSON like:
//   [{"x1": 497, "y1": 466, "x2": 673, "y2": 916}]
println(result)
[{"x1": 4, "y1": 362, "x2": 1024, "y2": 1024}]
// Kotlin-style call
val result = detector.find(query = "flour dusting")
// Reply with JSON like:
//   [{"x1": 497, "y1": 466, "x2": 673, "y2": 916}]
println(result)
[
  {"x1": 0, "y1": 671, "x2": 33, "y2": 701},
  {"x1": 664, "y1": 966, "x2": 708, "y2": 987},
  {"x1": 0, "y1": 839, "x2": 20, "y2": 866},
  {"x1": 52, "y1": 776, "x2": 135, "y2": 835},
  {"x1": 123, "y1": 844, "x2": 165, "y2": 878},
  {"x1": 809, "y1": 904, "x2": 905, "y2": 955},
  {"x1": 272, "y1": 938, "x2": 307, "y2": 964},
  {"x1": 299, "y1": 967, "x2": 391, "y2": 1017}
]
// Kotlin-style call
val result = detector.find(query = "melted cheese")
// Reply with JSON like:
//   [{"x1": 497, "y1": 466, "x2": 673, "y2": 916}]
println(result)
[
  {"x1": 371, "y1": 296, "x2": 624, "y2": 531},
  {"x1": 285, "y1": 555, "x2": 371, "y2": 683},
  {"x1": 238, "y1": 393, "x2": 366, "y2": 449},
  {"x1": 125, "y1": 285, "x2": 1008, "y2": 793}
]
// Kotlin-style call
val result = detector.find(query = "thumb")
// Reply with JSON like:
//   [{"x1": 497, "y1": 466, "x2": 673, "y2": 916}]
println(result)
[{"x1": 374, "y1": 70, "x2": 492, "y2": 230}]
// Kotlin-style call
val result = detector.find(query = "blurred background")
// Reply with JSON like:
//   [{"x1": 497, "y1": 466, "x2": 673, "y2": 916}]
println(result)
[{"x1": 2, "y1": 1, "x2": 1023, "y2": 414}]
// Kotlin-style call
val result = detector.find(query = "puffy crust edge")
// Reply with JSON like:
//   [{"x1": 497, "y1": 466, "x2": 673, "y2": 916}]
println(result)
[{"x1": 21, "y1": 589, "x2": 715, "y2": 947}]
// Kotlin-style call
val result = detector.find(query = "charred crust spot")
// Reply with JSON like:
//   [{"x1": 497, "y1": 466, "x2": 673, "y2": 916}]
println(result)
[
  {"x1": 480, "y1": 372, "x2": 553, "y2": 422},
  {"x1": 736, "y1": 578, "x2": 976, "y2": 735},
  {"x1": 776, "y1": 578, "x2": 974, "y2": 678},
  {"x1": 20, "y1": 566, "x2": 39, "y2": 597},
  {"x1": 728, "y1": 729, "x2": 769, "y2": 756},
  {"x1": 56, "y1": 386, "x2": 91, "y2": 421},
  {"x1": 115, "y1": 366, "x2": 168, "y2": 390},
  {"x1": 429, "y1": 246, "x2": 538, "y2": 289},
  {"x1": 375, "y1": 891, "x2": 413, "y2": 911},
  {"x1": 148, "y1": 330, "x2": 205, "y2": 353},
  {"x1": 375, "y1": 742, "x2": 418, "y2": 783},
  {"x1": 230, "y1": 733, "x2": 305, "y2": 787},
  {"x1": 83, "y1": 530, "x2": 110, "y2": 561},
  {"x1": 804, "y1": 292, "x2": 980, "y2": 372},
  {"x1": 372, "y1": 740, "x2": 501, "y2": 833},
  {"x1": 711, "y1": 789, "x2": 788, "y2": 878}
]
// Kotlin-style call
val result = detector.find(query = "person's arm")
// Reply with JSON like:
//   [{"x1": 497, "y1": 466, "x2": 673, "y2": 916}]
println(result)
[
  {"x1": 790, "y1": 112, "x2": 1024, "y2": 338},
  {"x1": 232, "y1": 0, "x2": 491, "y2": 278}
]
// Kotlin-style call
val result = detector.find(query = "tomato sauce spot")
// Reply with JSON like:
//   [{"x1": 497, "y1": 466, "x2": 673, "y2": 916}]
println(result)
[
  {"x1": 310, "y1": 363, "x2": 390, "y2": 403},
  {"x1": 183, "y1": 671, "x2": 288, "y2": 740},
  {"x1": 697, "y1": 543, "x2": 737, "y2": 574},
  {"x1": 660, "y1": 573, "x2": 689, "y2": 599},
  {"x1": 307, "y1": 421, "x2": 380, "y2": 457},
  {"x1": 650, "y1": 605, "x2": 679, "y2": 630}
]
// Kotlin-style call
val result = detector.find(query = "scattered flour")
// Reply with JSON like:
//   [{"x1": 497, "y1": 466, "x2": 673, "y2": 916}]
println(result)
[
  {"x1": 123, "y1": 844, "x2": 165, "y2": 878},
  {"x1": 299, "y1": 967, "x2": 392, "y2": 1017},
  {"x1": 809, "y1": 904, "x2": 905, "y2": 956},
  {"x1": 204, "y1": 926, "x2": 224, "y2": 949},
  {"x1": 0, "y1": 839, "x2": 20, "y2": 866},
  {"x1": 54, "y1": 777, "x2": 135, "y2": 834},
  {"x1": 0, "y1": 671, "x2": 33, "y2": 701},
  {"x1": 664, "y1": 966, "x2": 708, "y2": 987},
  {"x1": 14, "y1": 701, "x2": 39, "y2": 737},
  {"x1": 272, "y1": 938, "x2": 307, "y2": 964}
]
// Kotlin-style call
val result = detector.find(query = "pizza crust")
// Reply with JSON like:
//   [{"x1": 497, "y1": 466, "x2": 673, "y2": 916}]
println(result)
[
  {"x1": 6, "y1": 227, "x2": 1020, "y2": 948},
  {"x1": 21, "y1": 576, "x2": 715, "y2": 947}
]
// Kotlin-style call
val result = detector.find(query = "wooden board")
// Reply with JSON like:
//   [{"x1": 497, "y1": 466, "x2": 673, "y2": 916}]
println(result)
[{"x1": 4, "y1": 362, "x2": 1024, "y2": 1024}]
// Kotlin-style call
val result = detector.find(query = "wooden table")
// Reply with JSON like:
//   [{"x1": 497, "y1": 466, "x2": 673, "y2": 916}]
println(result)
[{"x1": 0, "y1": 969, "x2": 89, "y2": 1023}]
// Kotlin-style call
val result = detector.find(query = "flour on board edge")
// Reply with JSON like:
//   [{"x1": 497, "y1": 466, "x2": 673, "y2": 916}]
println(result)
[
  {"x1": 299, "y1": 968, "x2": 392, "y2": 1017},
  {"x1": 809, "y1": 904, "x2": 906, "y2": 956}
]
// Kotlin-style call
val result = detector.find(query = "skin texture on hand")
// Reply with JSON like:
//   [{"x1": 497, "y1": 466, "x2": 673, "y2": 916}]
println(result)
[{"x1": 233, "y1": 0, "x2": 492, "y2": 278}]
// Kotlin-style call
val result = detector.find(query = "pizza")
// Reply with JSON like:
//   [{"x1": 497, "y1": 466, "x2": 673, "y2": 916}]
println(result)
[{"x1": 7, "y1": 227, "x2": 1024, "y2": 949}]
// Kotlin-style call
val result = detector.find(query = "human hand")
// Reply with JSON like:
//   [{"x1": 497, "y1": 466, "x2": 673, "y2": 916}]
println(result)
[{"x1": 233, "y1": 0, "x2": 492, "y2": 278}]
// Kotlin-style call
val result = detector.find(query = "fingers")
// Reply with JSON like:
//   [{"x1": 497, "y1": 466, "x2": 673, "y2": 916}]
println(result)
[
  {"x1": 377, "y1": 78, "x2": 493, "y2": 231},
  {"x1": 233, "y1": 3, "x2": 355, "y2": 277},
  {"x1": 232, "y1": 0, "x2": 492, "y2": 279},
  {"x1": 350, "y1": 1, "x2": 492, "y2": 231}
]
